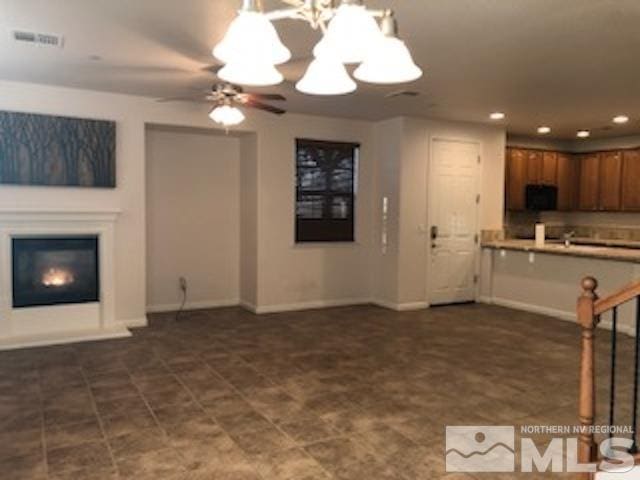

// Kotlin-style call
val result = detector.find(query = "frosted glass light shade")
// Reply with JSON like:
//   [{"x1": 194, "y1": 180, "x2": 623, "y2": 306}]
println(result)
[
  {"x1": 313, "y1": 4, "x2": 382, "y2": 64},
  {"x1": 354, "y1": 36, "x2": 422, "y2": 84},
  {"x1": 296, "y1": 57, "x2": 357, "y2": 95},
  {"x1": 218, "y1": 60, "x2": 283, "y2": 86},
  {"x1": 209, "y1": 105, "x2": 245, "y2": 127},
  {"x1": 213, "y1": 11, "x2": 291, "y2": 65}
]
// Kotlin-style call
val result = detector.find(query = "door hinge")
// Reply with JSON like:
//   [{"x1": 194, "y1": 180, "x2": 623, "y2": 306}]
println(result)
[
  {"x1": 474, "y1": 234, "x2": 479, "y2": 244},
  {"x1": 473, "y1": 274, "x2": 479, "y2": 284},
  {"x1": 477, "y1": 155, "x2": 481, "y2": 164},
  {"x1": 476, "y1": 194, "x2": 481, "y2": 204}
]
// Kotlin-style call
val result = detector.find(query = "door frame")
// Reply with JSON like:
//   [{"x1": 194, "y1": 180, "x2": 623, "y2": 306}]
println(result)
[{"x1": 426, "y1": 135, "x2": 483, "y2": 305}]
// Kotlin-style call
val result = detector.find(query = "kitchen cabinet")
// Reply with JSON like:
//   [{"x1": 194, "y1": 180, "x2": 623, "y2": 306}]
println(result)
[
  {"x1": 541, "y1": 151, "x2": 558, "y2": 185},
  {"x1": 556, "y1": 152, "x2": 578, "y2": 210},
  {"x1": 622, "y1": 149, "x2": 640, "y2": 211},
  {"x1": 505, "y1": 146, "x2": 632, "y2": 212},
  {"x1": 526, "y1": 150, "x2": 543, "y2": 184},
  {"x1": 523, "y1": 150, "x2": 557, "y2": 185},
  {"x1": 506, "y1": 148, "x2": 528, "y2": 210},
  {"x1": 599, "y1": 151, "x2": 622, "y2": 210},
  {"x1": 506, "y1": 147, "x2": 559, "y2": 211},
  {"x1": 578, "y1": 153, "x2": 601, "y2": 211}
]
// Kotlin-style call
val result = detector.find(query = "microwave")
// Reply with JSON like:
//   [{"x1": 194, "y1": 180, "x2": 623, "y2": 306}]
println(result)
[{"x1": 525, "y1": 184, "x2": 558, "y2": 211}]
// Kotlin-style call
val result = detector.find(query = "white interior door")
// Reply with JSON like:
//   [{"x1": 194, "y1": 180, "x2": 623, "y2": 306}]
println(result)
[{"x1": 428, "y1": 138, "x2": 480, "y2": 305}]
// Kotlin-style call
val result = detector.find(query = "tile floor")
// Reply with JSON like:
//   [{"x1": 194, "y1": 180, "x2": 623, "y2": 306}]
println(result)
[{"x1": 0, "y1": 303, "x2": 636, "y2": 479}]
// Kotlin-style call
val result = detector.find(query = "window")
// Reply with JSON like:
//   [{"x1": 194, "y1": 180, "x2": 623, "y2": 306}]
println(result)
[{"x1": 296, "y1": 138, "x2": 359, "y2": 243}]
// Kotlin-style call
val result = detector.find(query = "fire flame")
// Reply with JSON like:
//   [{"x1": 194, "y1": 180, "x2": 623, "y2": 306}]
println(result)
[{"x1": 42, "y1": 268, "x2": 75, "y2": 287}]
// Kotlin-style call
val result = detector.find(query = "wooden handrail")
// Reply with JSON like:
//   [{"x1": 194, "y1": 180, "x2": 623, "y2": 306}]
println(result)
[
  {"x1": 595, "y1": 280, "x2": 640, "y2": 316},
  {"x1": 577, "y1": 276, "x2": 599, "y2": 479},
  {"x1": 576, "y1": 276, "x2": 640, "y2": 479}
]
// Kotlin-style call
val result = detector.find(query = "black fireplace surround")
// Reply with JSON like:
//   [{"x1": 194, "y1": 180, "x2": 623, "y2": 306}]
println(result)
[{"x1": 12, "y1": 236, "x2": 100, "y2": 309}]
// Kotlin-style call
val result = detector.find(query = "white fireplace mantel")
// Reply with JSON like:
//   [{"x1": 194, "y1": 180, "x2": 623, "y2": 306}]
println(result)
[{"x1": 0, "y1": 207, "x2": 131, "y2": 350}]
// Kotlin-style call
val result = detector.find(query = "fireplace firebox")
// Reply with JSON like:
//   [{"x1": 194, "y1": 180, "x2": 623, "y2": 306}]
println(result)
[{"x1": 12, "y1": 236, "x2": 100, "y2": 308}]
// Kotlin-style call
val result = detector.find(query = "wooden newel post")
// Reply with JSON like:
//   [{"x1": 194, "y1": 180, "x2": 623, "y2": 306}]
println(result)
[{"x1": 577, "y1": 276, "x2": 599, "y2": 474}]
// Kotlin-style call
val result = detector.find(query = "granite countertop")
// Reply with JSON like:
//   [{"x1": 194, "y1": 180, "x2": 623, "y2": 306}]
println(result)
[{"x1": 482, "y1": 239, "x2": 640, "y2": 264}]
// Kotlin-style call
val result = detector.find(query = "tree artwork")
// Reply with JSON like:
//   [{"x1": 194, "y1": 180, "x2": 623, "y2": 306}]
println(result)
[{"x1": 0, "y1": 111, "x2": 116, "y2": 188}]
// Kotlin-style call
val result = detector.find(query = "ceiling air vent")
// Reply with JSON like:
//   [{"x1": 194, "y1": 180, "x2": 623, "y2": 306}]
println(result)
[
  {"x1": 11, "y1": 30, "x2": 64, "y2": 48},
  {"x1": 385, "y1": 90, "x2": 420, "y2": 99}
]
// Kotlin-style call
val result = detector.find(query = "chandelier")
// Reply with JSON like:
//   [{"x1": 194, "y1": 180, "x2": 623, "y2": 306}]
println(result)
[{"x1": 213, "y1": 0, "x2": 423, "y2": 95}]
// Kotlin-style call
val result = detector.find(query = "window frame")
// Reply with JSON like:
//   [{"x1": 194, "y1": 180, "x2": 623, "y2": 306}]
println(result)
[{"x1": 295, "y1": 138, "x2": 359, "y2": 244}]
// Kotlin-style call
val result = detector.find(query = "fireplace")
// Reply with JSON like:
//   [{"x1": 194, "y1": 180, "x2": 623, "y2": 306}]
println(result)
[{"x1": 12, "y1": 236, "x2": 100, "y2": 308}]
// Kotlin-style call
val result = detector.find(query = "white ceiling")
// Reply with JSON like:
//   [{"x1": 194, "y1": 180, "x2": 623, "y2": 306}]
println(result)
[{"x1": 1, "y1": 0, "x2": 640, "y2": 139}]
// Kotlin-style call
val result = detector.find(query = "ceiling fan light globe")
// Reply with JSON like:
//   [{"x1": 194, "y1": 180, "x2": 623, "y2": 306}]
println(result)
[
  {"x1": 296, "y1": 57, "x2": 357, "y2": 96},
  {"x1": 315, "y1": 4, "x2": 383, "y2": 64},
  {"x1": 209, "y1": 105, "x2": 245, "y2": 126},
  {"x1": 354, "y1": 36, "x2": 423, "y2": 84},
  {"x1": 218, "y1": 61, "x2": 283, "y2": 87},
  {"x1": 213, "y1": 10, "x2": 291, "y2": 65}
]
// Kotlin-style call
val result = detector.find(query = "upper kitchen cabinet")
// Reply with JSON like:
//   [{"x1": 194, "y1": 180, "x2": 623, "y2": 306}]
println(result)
[
  {"x1": 524, "y1": 149, "x2": 557, "y2": 185},
  {"x1": 556, "y1": 152, "x2": 578, "y2": 210},
  {"x1": 506, "y1": 147, "x2": 528, "y2": 210},
  {"x1": 506, "y1": 147, "x2": 559, "y2": 211},
  {"x1": 598, "y1": 150, "x2": 623, "y2": 210},
  {"x1": 578, "y1": 153, "x2": 601, "y2": 211},
  {"x1": 541, "y1": 151, "x2": 558, "y2": 185},
  {"x1": 577, "y1": 151, "x2": 622, "y2": 211},
  {"x1": 525, "y1": 150, "x2": 543, "y2": 184},
  {"x1": 506, "y1": 146, "x2": 631, "y2": 212},
  {"x1": 622, "y1": 149, "x2": 640, "y2": 211}
]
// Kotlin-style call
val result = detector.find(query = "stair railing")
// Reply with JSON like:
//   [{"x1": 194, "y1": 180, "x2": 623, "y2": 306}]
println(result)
[{"x1": 577, "y1": 276, "x2": 640, "y2": 478}]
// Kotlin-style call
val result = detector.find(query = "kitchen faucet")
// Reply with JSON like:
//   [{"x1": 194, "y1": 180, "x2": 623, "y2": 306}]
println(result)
[{"x1": 563, "y1": 230, "x2": 576, "y2": 248}]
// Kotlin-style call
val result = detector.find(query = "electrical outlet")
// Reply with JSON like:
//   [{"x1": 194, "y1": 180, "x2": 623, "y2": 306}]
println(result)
[{"x1": 179, "y1": 277, "x2": 187, "y2": 292}]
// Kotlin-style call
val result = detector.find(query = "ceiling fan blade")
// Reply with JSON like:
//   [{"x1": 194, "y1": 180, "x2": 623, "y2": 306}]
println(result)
[
  {"x1": 201, "y1": 64, "x2": 223, "y2": 75},
  {"x1": 240, "y1": 98, "x2": 286, "y2": 115},
  {"x1": 156, "y1": 94, "x2": 213, "y2": 103},
  {"x1": 241, "y1": 93, "x2": 286, "y2": 101}
]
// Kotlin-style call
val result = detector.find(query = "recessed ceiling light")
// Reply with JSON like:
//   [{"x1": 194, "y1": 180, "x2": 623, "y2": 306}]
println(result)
[
  {"x1": 613, "y1": 115, "x2": 629, "y2": 124},
  {"x1": 577, "y1": 130, "x2": 590, "y2": 138},
  {"x1": 489, "y1": 112, "x2": 505, "y2": 120},
  {"x1": 537, "y1": 126, "x2": 551, "y2": 135}
]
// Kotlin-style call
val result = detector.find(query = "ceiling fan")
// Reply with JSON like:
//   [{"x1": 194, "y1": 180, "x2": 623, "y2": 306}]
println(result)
[{"x1": 158, "y1": 83, "x2": 286, "y2": 127}]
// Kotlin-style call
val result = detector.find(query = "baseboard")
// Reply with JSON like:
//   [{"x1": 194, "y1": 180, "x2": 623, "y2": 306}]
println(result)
[
  {"x1": 480, "y1": 297, "x2": 636, "y2": 337},
  {"x1": 484, "y1": 296, "x2": 576, "y2": 322},
  {"x1": 239, "y1": 300, "x2": 258, "y2": 314},
  {"x1": 371, "y1": 299, "x2": 429, "y2": 311},
  {"x1": 146, "y1": 299, "x2": 239, "y2": 314},
  {"x1": 247, "y1": 298, "x2": 371, "y2": 315},
  {"x1": 599, "y1": 319, "x2": 636, "y2": 337},
  {"x1": 149, "y1": 297, "x2": 427, "y2": 316},
  {"x1": 0, "y1": 325, "x2": 131, "y2": 351},
  {"x1": 120, "y1": 316, "x2": 148, "y2": 329}
]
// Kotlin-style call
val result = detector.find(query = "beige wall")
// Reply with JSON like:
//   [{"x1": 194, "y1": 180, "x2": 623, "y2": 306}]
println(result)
[
  {"x1": 239, "y1": 133, "x2": 258, "y2": 308},
  {"x1": 371, "y1": 118, "x2": 403, "y2": 305},
  {"x1": 373, "y1": 116, "x2": 507, "y2": 307},
  {"x1": 0, "y1": 82, "x2": 148, "y2": 326},
  {"x1": 145, "y1": 126, "x2": 240, "y2": 312},
  {"x1": 0, "y1": 80, "x2": 379, "y2": 319},
  {"x1": 253, "y1": 115, "x2": 375, "y2": 311},
  {"x1": 0, "y1": 81, "x2": 508, "y2": 319},
  {"x1": 482, "y1": 248, "x2": 640, "y2": 335}
]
